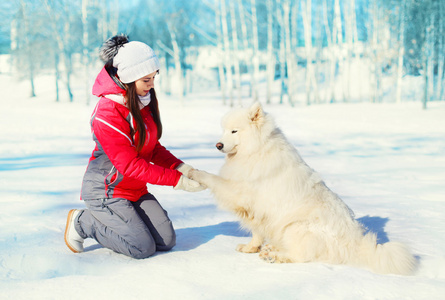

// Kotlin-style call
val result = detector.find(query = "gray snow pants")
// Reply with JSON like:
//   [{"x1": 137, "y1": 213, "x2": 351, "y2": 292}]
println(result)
[{"x1": 74, "y1": 193, "x2": 175, "y2": 259}]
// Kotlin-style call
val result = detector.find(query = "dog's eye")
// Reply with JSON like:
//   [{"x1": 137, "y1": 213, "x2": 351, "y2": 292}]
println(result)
[{"x1": 232, "y1": 130, "x2": 238, "y2": 134}]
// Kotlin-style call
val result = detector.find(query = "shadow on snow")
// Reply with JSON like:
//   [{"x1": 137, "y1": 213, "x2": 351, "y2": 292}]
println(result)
[
  {"x1": 174, "y1": 221, "x2": 249, "y2": 252},
  {"x1": 0, "y1": 153, "x2": 90, "y2": 171},
  {"x1": 81, "y1": 217, "x2": 391, "y2": 257},
  {"x1": 357, "y1": 215, "x2": 390, "y2": 244}
]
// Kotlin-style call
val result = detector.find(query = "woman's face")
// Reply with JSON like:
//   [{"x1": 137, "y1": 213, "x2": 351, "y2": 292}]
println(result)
[{"x1": 134, "y1": 71, "x2": 157, "y2": 96}]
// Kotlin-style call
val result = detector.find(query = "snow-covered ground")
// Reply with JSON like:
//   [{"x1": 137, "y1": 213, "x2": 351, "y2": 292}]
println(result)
[{"x1": 0, "y1": 72, "x2": 444, "y2": 300}]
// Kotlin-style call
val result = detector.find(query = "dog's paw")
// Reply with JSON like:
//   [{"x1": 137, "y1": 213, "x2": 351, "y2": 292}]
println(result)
[
  {"x1": 259, "y1": 249, "x2": 291, "y2": 264},
  {"x1": 259, "y1": 250, "x2": 276, "y2": 263},
  {"x1": 260, "y1": 244, "x2": 275, "y2": 253},
  {"x1": 259, "y1": 244, "x2": 287, "y2": 263},
  {"x1": 260, "y1": 251, "x2": 288, "y2": 264},
  {"x1": 259, "y1": 244, "x2": 273, "y2": 259},
  {"x1": 236, "y1": 243, "x2": 261, "y2": 253},
  {"x1": 188, "y1": 169, "x2": 210, "y2": 184}
]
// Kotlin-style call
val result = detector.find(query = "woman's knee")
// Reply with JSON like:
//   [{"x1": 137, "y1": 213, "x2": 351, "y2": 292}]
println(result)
[
  {"x1": 157, "y1": 230, "x2": 176, "y2": 251},
  {"x1": 129, "y1": 240, "x2": 156, "y2": 259}
]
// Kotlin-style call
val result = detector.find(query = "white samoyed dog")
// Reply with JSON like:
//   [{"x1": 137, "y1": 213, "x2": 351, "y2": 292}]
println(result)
[{"x1": 189, "y1": 102, "x2": 416, "y2": 275}]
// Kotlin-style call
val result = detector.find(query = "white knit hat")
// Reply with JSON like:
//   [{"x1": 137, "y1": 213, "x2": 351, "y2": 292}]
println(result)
[{"x1": 112, "y1": 41, "x2": 160, "y2": 84}]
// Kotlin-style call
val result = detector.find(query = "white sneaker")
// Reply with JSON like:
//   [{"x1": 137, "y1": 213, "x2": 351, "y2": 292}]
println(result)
[{"x1": 64, "y1": 209, "x2": 84, "y2": 253}]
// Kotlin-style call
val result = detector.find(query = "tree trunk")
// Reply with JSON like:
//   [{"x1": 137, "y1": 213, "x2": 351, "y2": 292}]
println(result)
[
  {"x1": 64, "y1": 18, "x2": 74, "y2": 102},
  {"x1": 221, "y1": 0, "x2": 234, "y2": 106},
  {"x1": 230, "y1": 1, "x2": 242, "y2": 105},
  {"x1": 19, "y1": 0, "x2": 36, "y2": 97},
  {"x1": 266, "y1": 0, "x2": 275, "y2": 104},
  {"x1": 237, "y1": 0, "x2": 251, "y2": 98},
  {"x1": 302, "y1": 0, "x2": 319, "y2": 106},
  {"x1": 55, "y1": 52, "x2": 60, "y2": 102},
  {"x1": 43, "y1": 0, "x2": 66, "y2": 101},
  {"x1": 369, "y1": 0, "x2": 381, "y2": 103},
  {"x1": 423, "y1": 10, "x2": 434, "y2": 109},
  {"x1": 395, "y1": 0, "x2": 405, "y2": 104},
  {"x1": 343, "y1": 0, "x2": 356, "y2": 102},
  {"x1": 276, "y1": 0, "x2": 287, "y2": 104},
  {"x1": 423, "y1": 58, "x2": 429, "y2": 109},
  {"x1": 168, "y1": 27, "x2": 184, "y2": 103},
  {"x1": 82, "y1": 0, "x2": 91, "y2": 105},
  {"x1": 283, "y1": 1, "x2": 295, "y2": 106},
  {"x1": 427, "y1": 12, "x2": 435, "y2": 101},
  {"x1": 333, "y1": 0, "x2": 343, "y2": 103},
  {"x1": 323, "y1": 0, "x2": 334, "y2": 103},
  {"x1": 438, "y1": 1, "x2": 445, "y2": 100},
  {"x1": 215, "y1": 2, "x2": 227, "y2": 105},
  {"x1": 250, "y1": 0, "x2": 259, "y2": 102}
]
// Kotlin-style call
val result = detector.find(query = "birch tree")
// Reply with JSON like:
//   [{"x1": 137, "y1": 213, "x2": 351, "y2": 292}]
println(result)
[
  {"x1": 422, "y1": 6, "x2": 434, "y2": 109},
  {"x1": 322, "y1": 0, "x2": 334, "y2": 103},
  {"x1": 63, "y1": 13, "x2": 74, "y2": 102},
  {"x1": 438, "y1": 0, "x2": 445, "y2": 101},
  {"x1": 43, "y1": 0, "x2": 63, "y2": 101},
  {"x1": 302, "y1": 0, "x2": 320, "y2": 105},
  {"x1": 237, "y1": 0, "x2": 252, "y2": 98},
  {"x1": 283, "y1": 0, "x2": 295, "y2": 106},
  {"x1": 266, "y1": 0, "x2": 275, "y2": 104},
  {"x1": 166, "y1": 21, "x2": 185, "y2": 103},
  {"x1": 15, "y1": 0, "x2": 36, "y2": 97},
  {"x1": 215, "y1": 2, "x2": 227, "y2": 105},
  {"x1": 82, "y1": 0, "x2": 90, "y2": 104},
  {"x1": 343, "y1": 0, "x2": 358, "y2": 102},
  {"x1": 368, "y1": 1, "x2": 381, "y2": 103},
  {"x1": 276, "y1": 0, "x2": 288, "y2": 104},
  {"x1": 250, "y1": 0, "x2": 260, "y2": 102},
  {"x1": 220, "y1": 0, "x2": 234, "y2": 106},
  {"x1": 230, "y1": 1, "x2": 242, "y2": 105},
  {"x1": 395, "y1": 0, "x2": 406, "y2": 104}
]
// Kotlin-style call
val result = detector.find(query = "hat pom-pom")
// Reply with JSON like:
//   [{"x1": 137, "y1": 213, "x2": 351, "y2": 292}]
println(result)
[{"x1": 99, "y1": 34, "x2": 129, "y2": 63}]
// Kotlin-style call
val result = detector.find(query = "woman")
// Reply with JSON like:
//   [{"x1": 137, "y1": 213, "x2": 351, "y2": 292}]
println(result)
[{"x1": 64, "y1": 35, "x2": 204, "y2": 259}]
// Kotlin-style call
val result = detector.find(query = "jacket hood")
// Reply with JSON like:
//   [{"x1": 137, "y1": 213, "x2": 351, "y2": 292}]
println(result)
[{"x1": 92, "y1": 66, "x2": 126, "y2": 97}]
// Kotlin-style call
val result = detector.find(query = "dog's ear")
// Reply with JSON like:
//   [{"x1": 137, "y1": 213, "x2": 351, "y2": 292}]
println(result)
[{"x1": 248, "y1": 102, "x2": 265, "y2": 125}]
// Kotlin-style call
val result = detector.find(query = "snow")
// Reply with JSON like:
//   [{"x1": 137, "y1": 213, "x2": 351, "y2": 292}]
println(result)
[{"x1": 1, "y1": 71, "x2": 445, "y2": 300}]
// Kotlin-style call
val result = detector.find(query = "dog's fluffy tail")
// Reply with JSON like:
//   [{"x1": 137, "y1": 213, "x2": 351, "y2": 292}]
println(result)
[{"x1": 356, "y1": 233, "x2": 417, "y2": 275}]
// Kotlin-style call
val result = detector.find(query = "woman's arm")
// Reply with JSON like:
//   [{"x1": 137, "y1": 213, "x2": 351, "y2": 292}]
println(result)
[{"x1": 92, "y1": 104, "x2": 181, "y2": 186}]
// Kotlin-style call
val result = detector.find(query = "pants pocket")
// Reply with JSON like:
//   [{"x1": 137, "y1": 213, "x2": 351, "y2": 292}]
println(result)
[{"x1": 84, "y1": 198, "x2": 130, "y2": 223}]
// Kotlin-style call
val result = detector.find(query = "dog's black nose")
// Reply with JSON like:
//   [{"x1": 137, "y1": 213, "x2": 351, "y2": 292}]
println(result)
[{"x1": 216, "y1": 143, "x2": 224, "y2": 150}]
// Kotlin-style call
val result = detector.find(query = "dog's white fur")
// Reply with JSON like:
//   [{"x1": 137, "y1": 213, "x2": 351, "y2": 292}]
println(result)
[{"x1": 190, "y1": 102, "x2": 416, "y2": 275}]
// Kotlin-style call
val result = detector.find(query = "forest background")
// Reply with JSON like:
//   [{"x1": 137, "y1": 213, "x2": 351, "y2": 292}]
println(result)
[{"x1": 0, "y1": 0, "x2": 443, "y2": 108}]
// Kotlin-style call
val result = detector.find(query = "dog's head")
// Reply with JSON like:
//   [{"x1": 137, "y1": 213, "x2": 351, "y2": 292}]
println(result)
[{"x1": 216, "y1": 102, "x2": 275, "y2": 157}]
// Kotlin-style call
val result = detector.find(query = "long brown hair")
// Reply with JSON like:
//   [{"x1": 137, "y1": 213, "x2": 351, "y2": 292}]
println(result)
[{"x1": 125, "y1": 83, "x2": 163, "y2": 151}]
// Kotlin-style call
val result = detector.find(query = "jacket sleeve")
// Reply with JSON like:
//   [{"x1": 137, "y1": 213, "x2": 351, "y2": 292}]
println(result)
[
  {"x1": 151, "y1": 141, "x2": 183, "y2": 170},
  {"x1": 92, "y1": 106, "x2": 181, "y2": 186}
]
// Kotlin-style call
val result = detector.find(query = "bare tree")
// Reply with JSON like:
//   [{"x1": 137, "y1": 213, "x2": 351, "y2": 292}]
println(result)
[
  {"x1": 250, "y1": 0, "x2": 260, "y2": 102},
  {"x1": 230, "y1": 1, "x2": 242, "y2": 105},
  {"x1": 302, "y1": 0, "x2": 320, "y2": 105},
  {"x1": 395, "y1": 0, "x2": 406, "y2": 104},
  {"x1": 82, "y1": 0, "x2": 90, "y2": 104},
  {"x1": 215, "y1": 2, "x2": 227, "y2": 105},
  {"x1": 276, "y1": 0, "x2": 287, "y2": 104},
  {"x1": 266, "y1": 0, "x2": 275, "y2": 104},
  {"x1": 220, "y1": 0, "x2": 234, "y2": 106},
  {"x1": 438, "y1": 0, "x2": 445, "y2": 101},
  {"x1": 15, "y1": 0, "x2": 36, "y2": 97},
  {"x1": 283, "y1": 0, "x2": 295, "y2": 106},
  {"x1": 237, "y1": 0, "x2": 252, "y2": 99}
]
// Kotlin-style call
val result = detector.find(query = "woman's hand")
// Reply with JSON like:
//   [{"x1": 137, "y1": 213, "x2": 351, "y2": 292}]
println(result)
[
  {"x1": 176, "y1": 163, "x2": 194, "y2": 177},
  {"x1": 174, "y1": 175, "x2": 206, "y2": 192}
]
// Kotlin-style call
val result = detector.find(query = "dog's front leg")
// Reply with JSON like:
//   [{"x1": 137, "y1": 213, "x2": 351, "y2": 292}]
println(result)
[
  {"x1": 189, "y1": 169, "x2": 240, "y2": 202},
  {"x1": 188, "y1": 169, "x2": 218, "y2": 188},
  {"x1": 236, "y1": 232, "x2": 263, "y2": 253}
]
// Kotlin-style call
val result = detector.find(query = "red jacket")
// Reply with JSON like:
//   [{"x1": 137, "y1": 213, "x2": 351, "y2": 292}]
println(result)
[{"x1": 81, "y1": 67, "x2": 182, "y2": 202}]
